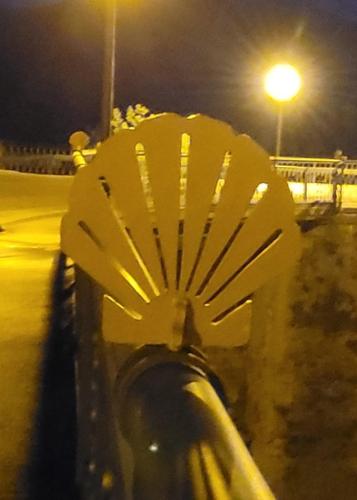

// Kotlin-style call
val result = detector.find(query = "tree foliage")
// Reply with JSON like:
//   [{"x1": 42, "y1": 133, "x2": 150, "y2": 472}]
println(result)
[{"x1": 111, "y1": 104, "x2": 153, "y2": 133}]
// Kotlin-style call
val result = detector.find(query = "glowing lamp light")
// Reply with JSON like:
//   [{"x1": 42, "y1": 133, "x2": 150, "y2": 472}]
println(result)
[
  {"x1": 264, "y1": 64, "x2": 301, "y2": 102},
  {"x1": 148, "y1": 441, "x2": 159, "y2": 453}
]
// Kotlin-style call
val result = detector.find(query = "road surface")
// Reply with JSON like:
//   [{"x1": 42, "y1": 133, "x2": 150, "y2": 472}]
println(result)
[{"x1": 0, "y1": 170, "x2": 72, "y2": 498}]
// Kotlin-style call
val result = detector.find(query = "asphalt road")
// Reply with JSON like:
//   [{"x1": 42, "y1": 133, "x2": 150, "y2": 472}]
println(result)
[{"x1": 0, "y1": 170, "x2": 72, "y2": 499}]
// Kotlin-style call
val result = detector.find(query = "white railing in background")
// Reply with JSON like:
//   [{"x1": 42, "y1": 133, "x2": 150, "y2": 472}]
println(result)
[
  {"x1": 274, "y1": 158, "x2": 357, "y2": 207},
  {"x1": 0, "y1": 147, "x2": 356, "y2": 207}
]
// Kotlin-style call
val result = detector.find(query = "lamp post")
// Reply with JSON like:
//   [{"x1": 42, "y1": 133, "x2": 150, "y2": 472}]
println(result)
[
  {"x1": 101, "y1": 0, "x2": 117, "y2": 141},
  {"x1": 264, "y1": 63, "x2": 301, "y2": 158}
]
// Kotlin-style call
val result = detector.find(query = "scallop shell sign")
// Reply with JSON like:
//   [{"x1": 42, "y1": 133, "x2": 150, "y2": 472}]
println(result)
[{"x1": 61, "y1": 114, "x2": 301, "y2": 347}]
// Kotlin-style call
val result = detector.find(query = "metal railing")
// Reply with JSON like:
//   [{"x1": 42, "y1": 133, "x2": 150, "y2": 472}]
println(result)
[
  {"x1": 116, "y1": 346, "x2": 276, "y2": 500},
  {"x1": 274, "y1": 159, "x2": 357, "y2": 207},
  {"x1": 72, "y1": 266, "x2": 277, "y2": 499},
  {"x1": 1, "y1": 148, "x2": 356, "y2": 208},
  {"x1": 0, "y1": 152, "x2": 74, "y2": 175}
]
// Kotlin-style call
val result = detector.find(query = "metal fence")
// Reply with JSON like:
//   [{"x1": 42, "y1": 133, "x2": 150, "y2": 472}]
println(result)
[
  {"x1": 0, "y1": 153, "x2": 74, "y2": 175},
  {"x1": 1, "y1": 149, "x2": 356, "y2": 207},
  {"x1": 275, "y1": 159, "x2": 357, "y2": 207}
]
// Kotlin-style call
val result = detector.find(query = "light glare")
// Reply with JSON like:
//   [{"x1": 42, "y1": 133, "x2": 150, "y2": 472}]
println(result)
[
  {"x1": 148, "y1": 441, "x2": 159, "y2": 453},
  {"x1": 264, "y1": 64, "x2": 301, "y2": 102}
]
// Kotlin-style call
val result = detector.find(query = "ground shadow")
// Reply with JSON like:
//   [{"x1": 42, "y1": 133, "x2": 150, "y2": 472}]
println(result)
[{"x1": 22, "y1": 252, "x2": 78, "y2": 499}]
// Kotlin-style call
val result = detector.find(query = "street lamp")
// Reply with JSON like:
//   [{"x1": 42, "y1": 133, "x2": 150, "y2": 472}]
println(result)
[
  {"x1": 101, "y1": 0, "x2": 117, "y2": 141},
  {"x1": 264, "y1": 63, "x2": 301, "y2": 157}
]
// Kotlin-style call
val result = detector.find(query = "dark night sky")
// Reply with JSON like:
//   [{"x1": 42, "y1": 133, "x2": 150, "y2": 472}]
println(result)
[
  {"x1": 1, "y1": 0, "x2": 357, "y2": 156},
  {"x1": 2, "y1": 0, "x2": 60, "y2": 6},
  {"x1": 3, "y1": 1, "x2": 357, "y2": 18}
]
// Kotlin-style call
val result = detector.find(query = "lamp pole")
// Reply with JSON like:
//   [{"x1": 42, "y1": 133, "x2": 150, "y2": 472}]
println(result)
[
  {"x1": 101, "y1": 0, "x2": 117, "y2": 141},
  {"x1": 275, "y1": 103, "x2": 283, "y2": 157}
]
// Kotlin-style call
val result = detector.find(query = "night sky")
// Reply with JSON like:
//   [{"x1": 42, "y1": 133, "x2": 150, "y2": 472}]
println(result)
[
  {"x1": 3, "y1": 0, "x2": 357, "y2": 18},
  {"x1": 1, "y1": 0, "x2": 357, "y2": 156},
  {"x1": 2, "y1": 0, "x2": 60, "y2": 7}
]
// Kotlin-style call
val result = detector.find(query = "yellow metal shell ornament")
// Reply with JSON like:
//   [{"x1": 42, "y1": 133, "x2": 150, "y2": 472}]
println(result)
[{"x1": 61, "y1": 114, "x2": 300, "y2": 347}]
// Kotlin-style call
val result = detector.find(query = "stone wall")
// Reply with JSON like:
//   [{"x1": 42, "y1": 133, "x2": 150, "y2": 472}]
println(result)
[
  {"x1": 75, "y1": 211, "x2": 357, "y2": 499},
  {"x1": 245, "y1": 214, "x2": 357, "y2": 499}
]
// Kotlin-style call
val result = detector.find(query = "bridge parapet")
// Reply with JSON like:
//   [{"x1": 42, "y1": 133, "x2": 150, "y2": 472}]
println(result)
[{"x1": 1, "y1": 143, "x2": 356, "y2": 208}]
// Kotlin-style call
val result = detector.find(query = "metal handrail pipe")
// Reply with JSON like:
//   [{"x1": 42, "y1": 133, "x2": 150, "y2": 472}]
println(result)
[{"x1": 116, "y1": 347, "x2": 275, "y2": 500}]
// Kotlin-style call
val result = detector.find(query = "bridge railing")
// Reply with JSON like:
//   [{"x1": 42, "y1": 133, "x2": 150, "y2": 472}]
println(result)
[
  {"x1": 0, "y1": 152, "x2": 74, "y2": 175},
  {"x1": 274, "y1": 159, "x2": 357, "y2": 207},
  {"x1": 273, "y1": 155, "x2": 357, "y2": 168},
  {"x1": 1, "y1": 147, "x2": 356, "y2": 207}
]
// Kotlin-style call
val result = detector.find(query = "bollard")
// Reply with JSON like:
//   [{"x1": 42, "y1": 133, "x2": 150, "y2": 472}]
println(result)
[{"x1": 69, "y1": 131, "x2": 90, "y2": 170}]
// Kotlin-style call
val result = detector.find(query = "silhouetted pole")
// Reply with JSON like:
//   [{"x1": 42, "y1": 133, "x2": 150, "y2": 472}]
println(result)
[
  {"x1": 101, "y1": 0, "x2": 117, "y2": 140},
  {"x1": 275, "y1": 104, "x2": 283, "y2": 157}
]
